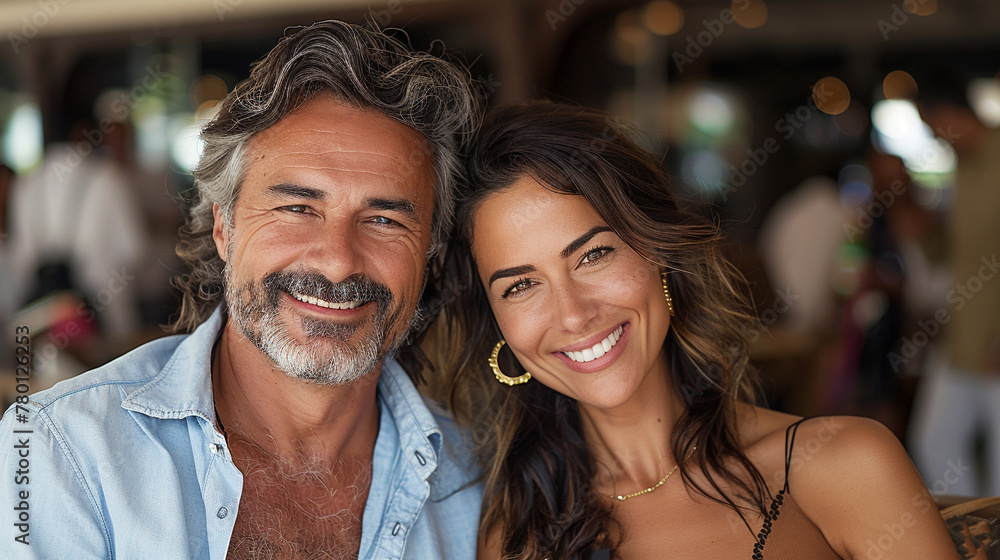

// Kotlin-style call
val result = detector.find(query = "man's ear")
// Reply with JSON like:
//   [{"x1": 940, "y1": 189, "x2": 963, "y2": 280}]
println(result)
[{"x1": 212, "y1": 203, "x2": 229, "y2": 262}]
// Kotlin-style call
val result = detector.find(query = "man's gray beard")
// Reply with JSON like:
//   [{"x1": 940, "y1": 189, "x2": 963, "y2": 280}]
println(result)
[{"x1": 223, "y1": 261, "x2": 410, "y2": 386}]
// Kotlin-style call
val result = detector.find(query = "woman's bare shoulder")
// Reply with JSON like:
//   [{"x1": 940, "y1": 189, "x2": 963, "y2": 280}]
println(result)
[
  {"x1": 738, "y1": 408, "x2": 958, "y2": 559},
  {"x1": 733, "y1": 404, "x2": 802, "y2": 465},
  {"x1": 737, "y1": 406, "x2": 887, "y2": 461},
  {"x1": 737, "y1": 408, "x2": 923, "y2": 499}
]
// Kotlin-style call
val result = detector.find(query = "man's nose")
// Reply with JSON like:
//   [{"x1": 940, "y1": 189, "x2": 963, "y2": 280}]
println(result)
[{"x1": 304, "y1": 219, "x2": 365, "y2": 282}]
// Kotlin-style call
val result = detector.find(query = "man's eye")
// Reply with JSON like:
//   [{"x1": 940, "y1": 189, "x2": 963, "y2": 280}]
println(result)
[
  {"x1": 580, "y1": 246, "x2": 613, "y2": 265},
  {"x1": 370, "y1": 216, "x2": 399, "y2": 226},
  {"x1": 280, "y1": 205, "x2": 308, "y2": 213},
  {"x1": 503, "y1": 278, "x2": 534, "y2": 298}
]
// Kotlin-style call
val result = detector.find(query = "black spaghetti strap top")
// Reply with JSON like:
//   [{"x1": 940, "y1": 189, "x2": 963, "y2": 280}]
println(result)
[{"x1": 751, "y1": 417, "x2": 808, "y2": 558}]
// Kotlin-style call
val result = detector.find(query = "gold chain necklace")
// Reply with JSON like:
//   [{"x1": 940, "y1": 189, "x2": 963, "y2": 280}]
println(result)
[{"x1": 610, "y1": 446, "x2": 695, "y2": 502}]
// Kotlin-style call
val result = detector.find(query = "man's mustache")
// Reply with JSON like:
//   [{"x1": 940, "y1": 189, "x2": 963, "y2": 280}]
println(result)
[{"x1": 261, "y1": 270, "x2": 394, "y2": 315}]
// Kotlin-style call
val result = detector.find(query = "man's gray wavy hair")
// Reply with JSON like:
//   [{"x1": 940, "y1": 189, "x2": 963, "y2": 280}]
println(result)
[{"x1": 170, "y1": 20, "x2": 480, "y2": 340}]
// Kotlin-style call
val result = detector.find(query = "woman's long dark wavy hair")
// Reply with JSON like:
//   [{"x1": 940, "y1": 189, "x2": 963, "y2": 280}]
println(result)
[{"x1": 443, "y1": 101, "x2": 769, "y2": 559}]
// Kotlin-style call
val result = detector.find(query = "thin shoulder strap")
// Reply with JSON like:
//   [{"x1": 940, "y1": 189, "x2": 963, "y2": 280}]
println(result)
[
  {"x1": 752, "y1": 416, "x2": 815, "y2": 560},
  {"x1": 782, "y1": 416, "x2": 812, "y2": 493}
]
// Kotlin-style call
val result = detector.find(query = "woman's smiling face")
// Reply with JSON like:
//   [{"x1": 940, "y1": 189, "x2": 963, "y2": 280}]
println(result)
[{"x1": 471, "y1": 175, "x2": 673, "y2": 410}]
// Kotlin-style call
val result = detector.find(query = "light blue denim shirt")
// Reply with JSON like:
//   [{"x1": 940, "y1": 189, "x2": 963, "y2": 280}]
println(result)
[{"x1": 1, "y1": 308, "x2": 482, "y2": 559}]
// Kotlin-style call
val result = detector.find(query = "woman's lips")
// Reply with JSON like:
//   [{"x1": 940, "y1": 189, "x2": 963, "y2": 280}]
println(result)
[{"x1": 553, "y1": 322, "x2": 630, "y2": 373}]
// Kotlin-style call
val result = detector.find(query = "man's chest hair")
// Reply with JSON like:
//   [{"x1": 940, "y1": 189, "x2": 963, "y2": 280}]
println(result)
[{"x1": 225, "y1": 436, "x2": 374, "y2": 559}]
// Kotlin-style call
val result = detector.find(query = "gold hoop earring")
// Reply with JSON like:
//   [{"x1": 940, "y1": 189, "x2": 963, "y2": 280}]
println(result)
[
  {"x1": 661, "y1": 272, "x2": 675, "y2": 317},
  {"x1": 488, "y1": 340, "x2": 532, "y2": 386}
]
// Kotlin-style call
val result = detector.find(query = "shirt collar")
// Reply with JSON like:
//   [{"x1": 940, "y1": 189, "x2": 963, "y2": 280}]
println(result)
[
  {"x1": 122, "y1": 306, "x2": 477, "y2": 499},
  {"x1": 377, "y1": 357, "x2": 479, "y2": 501},
  {"x1": 121, "y1": 306, "x2": 223, "y2": 422}
]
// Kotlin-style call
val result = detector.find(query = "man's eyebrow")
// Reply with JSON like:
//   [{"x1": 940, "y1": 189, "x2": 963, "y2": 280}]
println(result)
[
  {"x1": 489, "y1": 264, "x2": 536, "y2": 288},
  {"x1": 266, "y1": 183, "x2": 326, "y2": 200},
  {"x1": 365, "y1": 197, "x2": 416, "y2": 216},
  {"x1": 560, "y1": 226, "x2": 613, "y2": 259}
]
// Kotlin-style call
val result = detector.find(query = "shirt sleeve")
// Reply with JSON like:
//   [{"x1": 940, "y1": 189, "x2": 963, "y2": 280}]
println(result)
[{"x1": 0, "y1": 402, "x2": 112, "y2": 558}]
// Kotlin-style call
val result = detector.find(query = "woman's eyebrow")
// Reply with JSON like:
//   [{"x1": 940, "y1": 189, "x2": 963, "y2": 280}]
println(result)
[
  {"x1": 486, "y1": 226, "x2": 613, "y2": 288},
  {"x1": 560, "y1": 226, "x2": 613, "y2": 258},
  {"x1": 488, "y1": 264, "x2": 536, "y2": 288}
]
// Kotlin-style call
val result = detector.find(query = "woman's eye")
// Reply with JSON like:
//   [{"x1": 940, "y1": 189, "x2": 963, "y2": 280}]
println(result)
[
  {"x1": 580, "y1": 246, "x2": 613, "y2": 265},
  {"x1": 503, "y1": 278, "x2": 534, "y2": 298}
]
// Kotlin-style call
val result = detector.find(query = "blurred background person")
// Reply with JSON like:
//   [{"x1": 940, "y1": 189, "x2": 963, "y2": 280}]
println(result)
[
  {"x1": 817, "y1": 149, "x2": 949, "y2": 437},
  {"x1": 0, "y1": 162, "x2": 15, "y2": 321},
  {"x1": 757, "y1": 174, "x2": 847, "y2": 336},
  {"x1": 6, "y1": 117, "x2": 147, "y2": 383},
  {"x1": 0, "y1": 162, "x2": 15, "y2": 379},
  {"x1": 909, "y1": 69, "x2": 1000, "y2": 497}
]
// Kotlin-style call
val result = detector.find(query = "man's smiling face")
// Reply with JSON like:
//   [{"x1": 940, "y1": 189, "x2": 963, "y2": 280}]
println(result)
[{"x1": 212, "y1": 94, "x2": 437, "y2": 384}]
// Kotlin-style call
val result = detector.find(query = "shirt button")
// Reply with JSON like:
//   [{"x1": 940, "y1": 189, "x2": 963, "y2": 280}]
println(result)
[
  {"x1": 217, "y1": 507, "x2": 229, "y2": 519},
  {"x1": 391, "y1": 522, "x2": 402, "y2": 536},
  {"x1": 414, "y1": 451, "x2": 426, "y2": 466}
]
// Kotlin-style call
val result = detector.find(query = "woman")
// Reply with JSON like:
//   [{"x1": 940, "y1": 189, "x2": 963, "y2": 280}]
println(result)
[{"x1": 443, "y1": 101, "x2": 958, "y2": 559}]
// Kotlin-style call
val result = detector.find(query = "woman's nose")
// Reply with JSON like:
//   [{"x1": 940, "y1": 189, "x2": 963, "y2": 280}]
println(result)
[{"x1": 551, "y1": 282, "x2": 598, "y2": 333}]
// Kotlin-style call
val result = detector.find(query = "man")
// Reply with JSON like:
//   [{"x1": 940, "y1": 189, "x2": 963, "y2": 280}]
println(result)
[{"x1": 1, "y1": 20, "x2": 481, "y2": 559}]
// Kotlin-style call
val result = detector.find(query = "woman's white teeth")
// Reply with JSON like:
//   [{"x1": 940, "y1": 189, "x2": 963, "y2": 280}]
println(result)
[
  {"x1": 563, "y1": 326, "x2": 624, "y2": 363},
  {"x1": 291, "y1": 292, "x2": 361, "y2": 310}
]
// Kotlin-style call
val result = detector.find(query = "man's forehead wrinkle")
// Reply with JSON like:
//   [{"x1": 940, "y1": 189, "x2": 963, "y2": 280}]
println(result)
[
  {"x1": 279, "y1": 127, "x2": 384, "y2": 139},
  {"x1": 276, "y1": 149, "x2": 408, "y2": 164},
  {"x1": 258, "y1": 165, "x2": 416, "y2": 180},
  {"x1": 250, "y1": 121, "x2": 418, "y2": 152},
  {"x1": 257, "y1": 143, "x2": 414, "y2": 167},
  {"x1": 268, "y1": 124, "x2": 420, "y2": 153}
]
